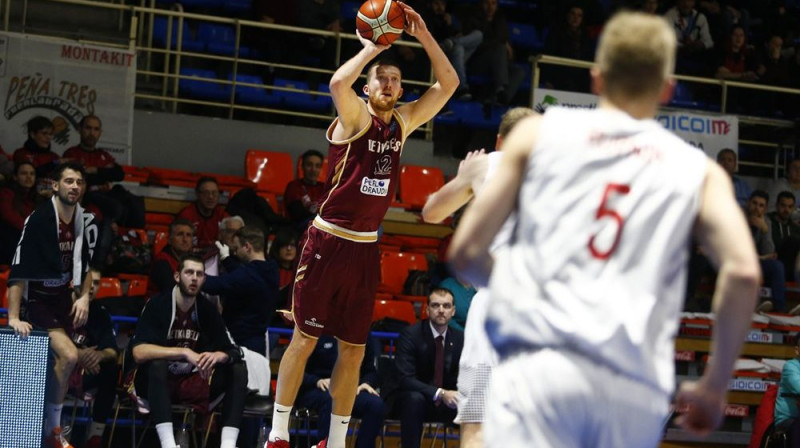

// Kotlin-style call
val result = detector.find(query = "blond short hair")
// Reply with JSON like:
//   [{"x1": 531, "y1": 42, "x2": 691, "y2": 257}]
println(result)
[
  {"x1": 595, "y1": 12, "x2": 676, "y2": 98},
  {"x1": 498, "y1": 107, "x2": 535, "y2": 138}
]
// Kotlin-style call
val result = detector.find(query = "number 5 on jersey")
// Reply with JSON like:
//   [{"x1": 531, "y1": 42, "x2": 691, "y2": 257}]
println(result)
[{"x1": 588, "y1": 183, "x2": 631, "y2": 260}]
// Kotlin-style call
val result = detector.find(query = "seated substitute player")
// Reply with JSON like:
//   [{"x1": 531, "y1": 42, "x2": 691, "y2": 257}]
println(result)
[
  {"x1": 449, "y1": 11, "x2": 760, "y2": 448},
  {"x1": 266, "y1": 2, "x2": 459, "y2": 448},
  {"x1": 68, "y1": 301, "x2": 120, "y2": 448},
  {"x1": 130, "y1": 255, "x2": 248, "y2": 448},
  {"x1": 7, "y1": 162, "x2": 98, "y2": 448}
]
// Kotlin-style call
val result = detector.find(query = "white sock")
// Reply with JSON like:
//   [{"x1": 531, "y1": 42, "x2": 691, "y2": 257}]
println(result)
[
  {"x1": 328, "y1": 414, "x2": 350, "y2": 448},
  {"x1": 220, "y1": 426, "x2": 240, "y2": 448},
  {"x1": 155, "y1": 422, "x2": 176, "y2": 448},
  {"x1": 88, "y1": 421, "x2": 106, "y2": 439},
  {"x1": 269, "y1": 403, "x2": 293, "y2": 442},
  {"x1": 45, "y1": 402, "x2": 63, "y2": 434}
]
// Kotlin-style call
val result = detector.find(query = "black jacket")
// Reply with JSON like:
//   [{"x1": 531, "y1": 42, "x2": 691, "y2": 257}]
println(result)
[
  {"x1": 382, "y1": 320, "x2": 463, "y2": 404},
  {"x1": 130, "y1": 288, "x2": 242, "y2": 364}
]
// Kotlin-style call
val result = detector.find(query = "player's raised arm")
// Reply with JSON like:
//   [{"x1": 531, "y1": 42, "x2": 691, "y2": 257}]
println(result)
[
  {"x1": 329, "y1": 31, "x2": 389, "y2": 138},
  {"x1": 395, "y1": 1, "x2": 459, "y2": 135},
  {"x1": 675, "y1": 161, "x2": 760, "y2": 435},
  {"x1": 421, "y1": 150, "x2": 486, "y2": 224},
  {"x1": 448, "y1": 115, "x2": 541, "y2": 286}
]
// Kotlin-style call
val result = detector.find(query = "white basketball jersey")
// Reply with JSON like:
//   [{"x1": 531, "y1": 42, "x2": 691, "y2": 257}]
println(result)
[{"x1": 486, "y1": 106, "x2": 707, "y2": 395}]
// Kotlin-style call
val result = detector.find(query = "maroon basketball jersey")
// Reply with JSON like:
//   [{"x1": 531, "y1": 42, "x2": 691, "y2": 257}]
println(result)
[
  {"x1": 318, "y1": 111, "x2": 406, "y2": 233},
  {"x1": 167, "y1": 304, "x2": 200, "y2": 375},
  {"x1": 27, "y1": 220, "x2": 75, "y2": 301}
]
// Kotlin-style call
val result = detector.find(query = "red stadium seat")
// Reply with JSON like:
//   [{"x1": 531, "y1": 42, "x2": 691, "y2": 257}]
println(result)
[
  {"x1": 245, "y1": 150, "x2": 294, "y2": 194},
  {"x1": 295, "y1": 154, "x2": 330, "y2": 182},
  {"x1": 145, "y1": 167, "x2": 198, "y2": 189},
  {"x1": 372, "y1": 299, "x2": 416, "y2": 325},
  {"x1": 95, "y1": 277, "x2": 123, "y2": 299},
  {"x1": 396, "y1": 165, "x2": 445, "y2": 210},
  {"x1": 121, "y1": 165, "x2": 150, "y2": 183},
  {"x1": 145, "y1": 213, "x2": 173, "y2": 234},
  {"x1": 378, "y1": 250, "x2": 428, "y2": 295},
  {"x1": 153, "y1": 231, "x2": 168, "y2": 255},
  {"x1": 118, "y1": 274, "x2": 149, "y2": 297}
]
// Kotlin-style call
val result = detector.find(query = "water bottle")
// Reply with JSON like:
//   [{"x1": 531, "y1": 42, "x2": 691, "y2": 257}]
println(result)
[
  {"x1": 256, "y1": 421, "x2": 269, "y2": 447},
  {"x1": 175, "y1": 423, "x2": 191, "y2": 448}
]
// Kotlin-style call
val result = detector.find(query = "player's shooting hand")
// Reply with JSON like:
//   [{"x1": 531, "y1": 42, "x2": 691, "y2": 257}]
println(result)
[
  {"x1": 9, "y1": 318, "x2": 32, "y2": 339},
  {"x1": 71, "y1": 294, "x2": 90, "y2": 328},
  {"x1": 317, "y1": 378, "x2": 331, "y2": 391},
  {"x1": 215, "y1": 241, "x2": 231, "y2": 260},
  {"x1": 398, "y1": 2, "x2": 427, "y2": 37},
  {"x1": 674, "y1": 380, "x2": 725, "y2": 436},
  {"x1": 357, "y1": 383, "x2": 379, "y2": 396},
  {"x1": 79, "y1": 347, "x2": 102, "y2": 375},
  {"x1": 356, "y1": 30, "x2": 390, "y2": 52},
  {"x1": 441, "y1": 390, "x2": 460, "y2": 409}
]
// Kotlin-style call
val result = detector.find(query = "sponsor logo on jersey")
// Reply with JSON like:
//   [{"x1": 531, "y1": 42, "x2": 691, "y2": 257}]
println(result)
[
  {"x1": 360, "y1": 177, "x2": 390, "y2": 196},
  {"x1": 367, "y1": 138, "x2": 401, "y2": 154},
  {"x1": 305, "y1": 317, "x2": 324, "y2": 329}
]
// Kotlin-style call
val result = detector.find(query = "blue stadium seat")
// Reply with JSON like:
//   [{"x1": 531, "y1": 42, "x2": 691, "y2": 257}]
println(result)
[
  {"x1": 669, "y1": 81, "x2": 705, "y2": 110},
  {"x1": 433, "y1": 100, "x2": 483, "y2": 126},
  {"x1": 198, "y1": 23, "x2": 252, "y2": 57},
  {"x1": 229, "y1": 73, "x2": 281, "y2": 107},
  {"x1": 152, "y1": 17, "x2": 204, "y2": 52},
  {"x1": 273, "y1": 78, "x2": 329, "y2": 113},
  {"x1": 179, "y1": 68, "x2": 231, "y2": 101},
  {"x1": 341, "y1": 1, "x2": 360, "y2": 20},
  {"x1": 508, "y1": 22, "x2": 539, "y2": 50},
  {"x1": 176, "y1": 0, "x2": 222, "y2": 9},
  {"x1": 316, "y1": 83, "x2": 333, "y2": 111}
]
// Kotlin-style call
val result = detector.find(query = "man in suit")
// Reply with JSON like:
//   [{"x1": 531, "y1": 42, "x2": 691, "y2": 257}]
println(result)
[{"x1": 382, "y1": 287, "x2": 463, "y2": 448}]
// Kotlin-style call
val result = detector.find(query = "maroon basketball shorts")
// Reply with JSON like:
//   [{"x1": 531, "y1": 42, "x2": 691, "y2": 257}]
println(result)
[
  {"x1": 292, "y1": 218, "x2": 380, "y2": 345},
  {"x1": 27, "y1": 293, "x2": 74, "y2": 333}
]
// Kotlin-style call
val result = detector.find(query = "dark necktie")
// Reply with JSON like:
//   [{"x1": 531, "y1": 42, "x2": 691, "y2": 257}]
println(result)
[{"x1": 434, "y1": 335, "x2": 444, "y2": 388}]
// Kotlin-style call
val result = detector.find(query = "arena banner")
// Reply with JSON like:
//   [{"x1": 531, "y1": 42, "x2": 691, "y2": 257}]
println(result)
[
  {"x1": 533, "y1": 88, "x2": 739, "y2": 160},
  {"x1": 0, "y1": 32, "x2": 135, "y2": 164}
]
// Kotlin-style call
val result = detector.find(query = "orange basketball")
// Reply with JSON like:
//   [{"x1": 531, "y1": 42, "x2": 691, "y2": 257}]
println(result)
[{"x1": 356, "y1": 0, "x2": 405, "y2": 46}]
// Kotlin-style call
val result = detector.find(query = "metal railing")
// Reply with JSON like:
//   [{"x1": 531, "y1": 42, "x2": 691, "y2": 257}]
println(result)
[{"x1": 530, "y1": 55, "x2": 798, "y2": 176}]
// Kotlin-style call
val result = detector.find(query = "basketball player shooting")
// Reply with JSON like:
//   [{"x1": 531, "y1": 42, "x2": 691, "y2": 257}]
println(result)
[
  {"x1": 265, "y1": 2, "x2": 458, "y2": 448},
  {"x1": 449, "y1": 11, "x2": 759, "y2": 448}
]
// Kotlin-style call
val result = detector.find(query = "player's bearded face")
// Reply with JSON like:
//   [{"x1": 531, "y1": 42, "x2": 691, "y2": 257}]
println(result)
[
  {"x1": 366, "y1": 66, "x2": 403, "y2": 112},
  {"x1": 54, "y1": 169, "x2": 85, "y2": 206},
  {"x1": 176, "y1": 263, "x2": 205, "y2": 297}
]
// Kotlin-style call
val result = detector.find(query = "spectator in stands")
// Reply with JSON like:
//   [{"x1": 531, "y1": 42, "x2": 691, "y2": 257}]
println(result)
[
  {"x1": 756, "y1": 33, "x2": 792, "y2": 116},
  {"x1": 767, "y1": 159, "x2": 800, "y2": 213},
  {"x1": 746, "y1": 190, "x2": 786, "y2": 312},
  {"x1": 664, "y1": 0, "x2": 714, "y2": 74},
  {"x1": 462, "y1": 0, "x2": 524, "y2": 104},
  {"x1": 422, "y1": 0, "x2": 483, "y2": 100},
  {"x1": 284, "y1": 149, "x2": 326, "y2": 230},
  {"x1": 297, "y1": 335, "x2": 384, "y2": 448},
  {"x1": 269, "y1": 227, "x2": 299, "y2": 295},
  {"x1": 69, "y1": 301, "x2": 120, "y2": 448},
  {"x1": 226, "y1": 187, "x2": 291, "y2": 237},
  {"x1": 149, "y1": 218, "x2": 196, "y2": 296},
  {"x1": 775, "y1": 333, "x2": 800, "y2": 443},
  {"x1": 542, "y1": 4, "x2": 595, "y2": 92},
  {"x1": 0, "y1": 161, "x2": 44, "y2": 264},
  {"x1": 203, "y1": 226, "x2": 279, "y2": 356},
  {"x1": 382, "y1": 287, "x2": 463, "y2": 448},
  {"x1": 296, "y1": 0, "x2": 341, "y2": 71},
  {"x1": 0, "y1": 145, "x2": 13, "y2": 184},
  {"x1": 769, "y1": 191, "x2": 800, "y2": 281},
  {"x1": 715, "y1": 25, "x2": 758, "y2": 81},
  {"x1": 716, "y1": 148, "x2": 752, "y2": 207},
  {"x1": 698, "y1": 1, "x2": 751, "y2": 45},
  {"x1": 13, "y1": 116, "x2": 60, "y2": 189},
  {"x1": 63, "y1": 115, "x2": 145, "y2": 229},
  {"x1": 219, "y1": 215, "x2": 245, "y2": 247},
  {"x1": 130, "y1": 255, "x2": 248, "y2": 448},
  {"x1": 177, "y1": 176, "x2": 229, "y2": 255},
  {"x1": 640, "y1": 0, "x2": 661, "y2": 14},
  {"x1": 437, "y1": 276, "x2": 476, "y2": 332}
]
